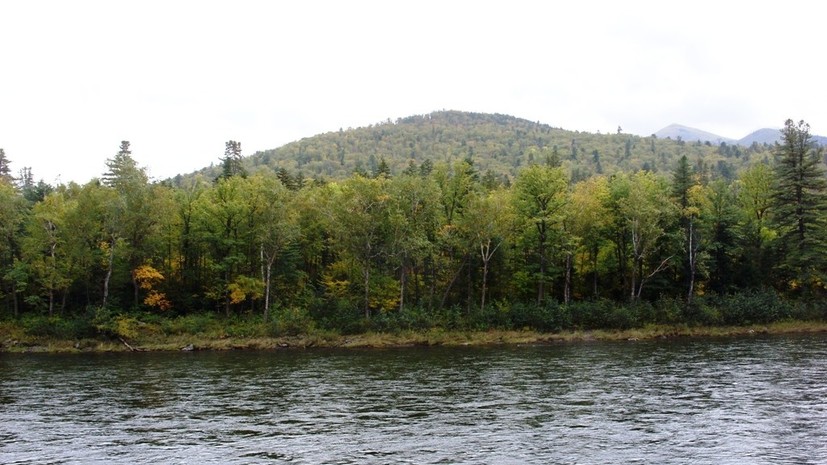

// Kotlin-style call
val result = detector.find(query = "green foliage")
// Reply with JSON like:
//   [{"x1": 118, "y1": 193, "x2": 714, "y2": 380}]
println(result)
[
  {"x1": 271, "y1": 307, "x2": 316, "y2": 336},
  {"x1": 20, "y1": 314, "x2": 97, "y2": 339},
  {"x1": 772, "y1": 119, "x2": 827, "y2": 290},
  {"x1": 219, "y1": 140, "x2": 247, "y2": 180},
  {"x1": 91, "y1": 307, "x2": 145, "y2": 339},
  {"x1": 1, "y1": 114, "x2": 825, "y2": 340},
  {"x1": 161, "y1": 313, "x2": 219, "y2": 336},
  {"x1": 569, "y1": 299, "x2": 641, "y2": 330},
  {"x1": 181, "y1": 111, "x2": 768, "y2": 185},
  {"x1": 709, "y1": 290, "x2": 793, "y2": 326}
]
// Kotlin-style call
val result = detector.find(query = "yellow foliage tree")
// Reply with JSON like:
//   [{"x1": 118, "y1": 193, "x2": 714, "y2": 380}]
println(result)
[{"x1": 132, "y1": 264, "x2": 171, "y2": 310}]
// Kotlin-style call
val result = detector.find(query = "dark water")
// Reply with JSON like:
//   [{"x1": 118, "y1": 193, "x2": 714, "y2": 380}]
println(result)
[{"x1": 2, "y1": 335, "x2": 826, "y2": 464}]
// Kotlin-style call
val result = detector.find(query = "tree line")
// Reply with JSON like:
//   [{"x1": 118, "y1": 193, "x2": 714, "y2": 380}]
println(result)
[{"x1": 1, "y1": 119, "x2": 825, "y2": 335}]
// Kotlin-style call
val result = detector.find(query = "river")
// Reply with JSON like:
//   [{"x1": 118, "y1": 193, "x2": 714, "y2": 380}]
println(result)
[{"x1": 2, "y1": 334, "x2": 826, "y2": 464}]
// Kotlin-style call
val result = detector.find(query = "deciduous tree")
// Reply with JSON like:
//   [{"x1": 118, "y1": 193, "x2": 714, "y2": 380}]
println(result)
[{"x1": 512, "y1": 165, "x2": 568, "y2": 304}]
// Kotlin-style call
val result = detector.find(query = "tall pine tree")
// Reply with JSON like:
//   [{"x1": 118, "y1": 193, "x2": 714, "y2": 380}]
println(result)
[
  {"x1": 0, "y1": 148, "x2": 13, "y2": 183},
  {"x1": 219, "y1": 140, "x2": 246, "y2": 179},
  {"x1": 772, "y1": 119, "x2": 827, "y2": 291}
]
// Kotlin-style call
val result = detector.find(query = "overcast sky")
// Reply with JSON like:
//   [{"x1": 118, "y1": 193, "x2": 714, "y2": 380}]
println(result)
[{"x1": 1, "y1": 0, "x2": 824, "y2": 184}]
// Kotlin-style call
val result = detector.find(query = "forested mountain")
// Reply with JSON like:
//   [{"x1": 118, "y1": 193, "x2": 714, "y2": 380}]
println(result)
[
  {"x1": 179, "y1": 111, "x2": 775, "y2": 186},
  {"x1": 3, "y1": 116, "x2": 826, "y2": 342}
]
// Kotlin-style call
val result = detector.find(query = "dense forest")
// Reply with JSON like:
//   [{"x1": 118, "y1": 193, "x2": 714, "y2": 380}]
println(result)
[
  {"x1": 183, "y1": 111, "x2": 775, "y2": 186},
  {"x1": 1, "y1": 113, "x2": 825, "y2": 341}
]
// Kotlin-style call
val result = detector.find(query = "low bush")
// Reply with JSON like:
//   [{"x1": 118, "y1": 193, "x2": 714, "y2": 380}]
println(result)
[
  {"x1": 270, "y1": 307, "x2": 316, "y2": 336},
  {"x1": 20, "y1": 315, "x2": 97, "y2": 339},
  {"x1": 716, "y1": 289, "x2": 791, "y2": 325},
  {"x1": 161, "y1": 313, "x2": 219, "y2": 336}
]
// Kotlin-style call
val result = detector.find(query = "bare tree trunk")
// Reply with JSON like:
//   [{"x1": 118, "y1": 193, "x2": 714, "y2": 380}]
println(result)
[
  {"x1": 440, "y1": 257, "x2": 466, "y2": 309},
  {"x1": 630, "y1": 227, "x2": 640, "y2": 302},
  {"x1": 537, "y1": 252, "x2": 546, "y2": 306},
  {"x1": 413, "y1": 263, "x2": 421, "y2": 307},
  {"x1": 363, "y1": 265, "x2": 371, "y2": 319},
  {"x1": 398, "y1": 264, "x2": 406, "y2": 313},
  {"x1": 479, "y1": 239, "x2": 502, "y2": 313},
  {"x1": 427, "y1": 255, "x2": 436, "y2": 312},
  {"x1": 224, "y1": 269, "x2": 231, "y2": 317},
  {"x1": 264, "y1": 261, "x2": 273, "y2": 322},
  {"x1": 49, "y1": 241, "x2": 56, "y2": 317},
  {"x1": 132, "y1": 273, "x2": 139, "y2": 308},
  {"x1": 564, "y1": 252, "x2": 572, "y2": 304},
  {"x1": 536, "y1": 221, "x2": 547, "y2": 305},
  {"x1": 466, "y1": 255, "x2": 473, "y2": 314},
  {"x1": 480, "y1": 260, "x2": 489, "y2": 312},
  {"x1": 591, "y1": 249, "x2": 599, "y2": 298},
  {"x1": 12, "y1": 283, "x2": 19, "y2": 318},
  {"x1": 103, "y1": 235, "x2": 116, "y2": 308},
  {"x1": 637, "y1": 256, "x2": 673, "y2": 299},
  {"x1": 687, "y1": 220, "x2": 696, "y2": 304}
]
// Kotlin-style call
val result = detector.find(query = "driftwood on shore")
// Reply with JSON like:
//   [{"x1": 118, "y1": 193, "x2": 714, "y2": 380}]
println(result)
[{"x1": 118, "y1": 337, "x2": 144, "y2": 352}]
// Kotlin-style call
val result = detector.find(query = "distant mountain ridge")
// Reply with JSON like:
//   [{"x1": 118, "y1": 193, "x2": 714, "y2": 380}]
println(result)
[
  {"x1": 739, "y1": 128, "x2": 782, "y2": 146},
  {"x1": 654, "y1": 124, "x2": 827, "y2": 146},
  {"x1": 654, "y1": 124, "x2": 736, "y2": 145}
]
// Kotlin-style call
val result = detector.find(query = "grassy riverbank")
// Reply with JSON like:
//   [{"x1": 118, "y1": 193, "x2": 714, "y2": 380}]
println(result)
[{"x1": 2, "y1": 319, "x2": 826, "y2": 353}]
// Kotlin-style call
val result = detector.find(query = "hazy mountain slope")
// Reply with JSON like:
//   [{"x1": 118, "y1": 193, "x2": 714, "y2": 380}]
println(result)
[
  {"x1": 739, "y1": 128, "x2": 780, "y2": 146},
  {"x1": 654, "y1": 124, "x2": 736, "y2": 145}
]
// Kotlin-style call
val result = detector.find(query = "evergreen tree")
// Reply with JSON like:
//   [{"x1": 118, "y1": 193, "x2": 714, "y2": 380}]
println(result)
[
  {"x1": 401, "y1": 160, "x2": 419, "y2": 177},
  {"x1": 103, "y1": 141, "x2": 144, "y2": 187},
  {"x1": 102, "y1": 141, "x2": 157, "y2": 307},
  {"x1": 374, "y1": 156, "x2": 391, "y2": 178},
  {"x1": 419, "y1": 158, "x2": 434, "y2": 177},
  {"x1": 547, "y1": 146, "x2": 561, "y2": 167},
  {"x1": 276, "y1": 167, "x2": 297, "y2": 190},
  {"x1": 706, "y1": 180, "x2": 739, "y2": 294},
  {"x1": 18, "y1": 167, "x2": 54, "y2": 203},
  {"x1": 219, "y1": 140, "x2": 246, "y2": 179},
  {"x1": 772, "y1": 119, "x2": 827, "y2": 290},
  {"x1": 0, "y1": 148, "x2": 12, "y2": 182},
  {"x1": 18, "y1": 167, "x2": 33, "y2": 191}
]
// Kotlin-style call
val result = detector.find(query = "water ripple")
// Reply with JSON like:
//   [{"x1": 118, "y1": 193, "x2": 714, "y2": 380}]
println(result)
[{"x1": 1, "y1": 334, "x2": 826, "y2": 464}]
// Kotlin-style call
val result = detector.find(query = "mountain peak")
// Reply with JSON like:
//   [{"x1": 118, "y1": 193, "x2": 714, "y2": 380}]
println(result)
[
  {"x1": 654, "y1": 124, "x2": 735, "y2": 145},
  {"x1": 738, "y1": 128, "x2": 781, "y2": 146}
]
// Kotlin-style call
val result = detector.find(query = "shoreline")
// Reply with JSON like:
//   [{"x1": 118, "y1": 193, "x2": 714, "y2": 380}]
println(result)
[{"x1": 2, "y1": 320, "x2": 826, "y2": 353}]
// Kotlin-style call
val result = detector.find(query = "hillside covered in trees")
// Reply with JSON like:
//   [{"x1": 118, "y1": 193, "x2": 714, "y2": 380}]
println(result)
[
  {"x1": 181, "y1": 111, "x2": 776, "y2": 187},
  {"x1": 1, "y1": 115, "x2": 825, "y2": 344}
]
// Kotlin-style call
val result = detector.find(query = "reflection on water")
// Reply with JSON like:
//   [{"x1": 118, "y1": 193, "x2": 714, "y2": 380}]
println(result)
[{"x1": 1, "y1": 334, "x2": 826, "y2": 464}]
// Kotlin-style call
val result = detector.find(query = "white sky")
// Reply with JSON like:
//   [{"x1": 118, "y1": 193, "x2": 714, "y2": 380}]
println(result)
[{"x1": 1, "y1": 0, "x2": 824, "y2": 184}]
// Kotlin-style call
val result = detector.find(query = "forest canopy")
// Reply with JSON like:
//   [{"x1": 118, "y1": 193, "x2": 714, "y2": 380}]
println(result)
[{"x1": 1, "y1": 113, "x2": 825, "y2": 338}]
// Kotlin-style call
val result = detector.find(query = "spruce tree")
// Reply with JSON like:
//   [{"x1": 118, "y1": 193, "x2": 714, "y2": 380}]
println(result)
[
  {"x1": 0, "y1": 148, "x2": 13, "y2": 182},
  {"x1": 772, "y1": 119, "x2": 827, "y2": 290},
  {"x1": 219, "y1": 140, "x2": 246, "y2": 179},
  {"x1": 374, "y1": 156, "x2": 391, "y2": 178}
]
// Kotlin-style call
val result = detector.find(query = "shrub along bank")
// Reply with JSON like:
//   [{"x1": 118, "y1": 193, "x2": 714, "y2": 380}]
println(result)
[{"x1": 2, "y1": 290, "x2": 825, "y2": 352}]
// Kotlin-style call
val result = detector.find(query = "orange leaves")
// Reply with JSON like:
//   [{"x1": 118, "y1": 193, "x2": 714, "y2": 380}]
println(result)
[
  {"x1": 133, "y1": 264, "x2": 171, "y2": 310},
  {"x1": 133, "y1": 264, "x2": 164, "y2": 290}
]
